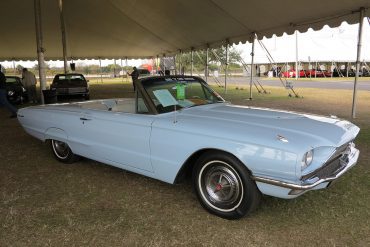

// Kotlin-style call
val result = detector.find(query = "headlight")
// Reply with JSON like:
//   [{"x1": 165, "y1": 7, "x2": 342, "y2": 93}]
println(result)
[
  {"x1": 301, "y1": 150, "x2": 314, "y2": 170},
  {"x1": 8, "y1": 90, "x2": 15, "y2": 96}
]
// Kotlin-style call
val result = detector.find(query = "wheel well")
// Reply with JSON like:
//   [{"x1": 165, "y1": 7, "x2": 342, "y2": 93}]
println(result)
[{"x1": 174, "y1": 148, "x2": 250, "y2": 184}]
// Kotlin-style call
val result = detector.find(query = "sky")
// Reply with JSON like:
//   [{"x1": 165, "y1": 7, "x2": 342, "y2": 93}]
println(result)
[
  {"x1": 1, "y1": 19, "x2": 370, "y2": 69},
  {"x1": 236, "y1": 19, "x2": 370, "y2": 64}
]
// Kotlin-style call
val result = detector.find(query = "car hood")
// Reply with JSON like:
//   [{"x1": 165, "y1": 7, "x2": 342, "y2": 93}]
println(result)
[{"x1": 176, "y1": 103, "x2": 359, "y2": 150}]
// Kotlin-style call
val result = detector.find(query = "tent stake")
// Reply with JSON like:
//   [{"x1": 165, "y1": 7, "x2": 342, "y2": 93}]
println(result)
[
  {"x1": 351, "y1": 7, "x2": 365, "y2": 119},
  {"x1": 34, "y1": 0, "x2": 47, "y2": 104}
]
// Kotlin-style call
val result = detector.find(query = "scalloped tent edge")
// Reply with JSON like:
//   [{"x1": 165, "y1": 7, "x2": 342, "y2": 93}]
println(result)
[{"x1": 0, "y1": 1, "x2": 369, "y2": 60}]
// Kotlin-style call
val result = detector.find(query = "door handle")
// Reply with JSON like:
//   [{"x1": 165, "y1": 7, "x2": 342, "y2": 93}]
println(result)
[{"x1": 80, "y1": 117, "x2": 92, "y2": 121}]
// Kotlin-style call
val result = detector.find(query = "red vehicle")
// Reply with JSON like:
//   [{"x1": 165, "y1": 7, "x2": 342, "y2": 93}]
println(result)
[
  {"x1": 139, "y1": 63, "x2": 153, "y2": 72},
  {"x1": 281, "y1": 69, "x2": 306, "y2": 78},
  {"x1": 305, "y1": 69, "x2": 332, "y2": 77}
]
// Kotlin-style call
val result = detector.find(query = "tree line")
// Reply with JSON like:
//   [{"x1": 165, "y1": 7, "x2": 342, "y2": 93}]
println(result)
[{"x1": 4, "y1": 48, "x2": 243, "y2": 76}]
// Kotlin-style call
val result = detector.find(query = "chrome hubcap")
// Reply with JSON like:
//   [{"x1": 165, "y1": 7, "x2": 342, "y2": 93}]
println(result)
[
  {"x1": 205, "y1": 166, "x2": 240, "y2": 204},
  {"x1": 199, "y1": 161, "x2": 243, "y2": 212},
  {"x1": 52, "y1": 140, "x2": 69, "y2": 159}
]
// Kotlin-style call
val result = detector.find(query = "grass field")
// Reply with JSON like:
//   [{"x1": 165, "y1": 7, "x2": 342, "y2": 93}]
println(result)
[{"x1": 1, "y1": 80, "x2": 369, "y2": 246}]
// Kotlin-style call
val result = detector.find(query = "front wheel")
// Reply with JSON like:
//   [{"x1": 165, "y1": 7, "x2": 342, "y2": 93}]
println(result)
[
  {"x1": 50, "y1": 139, "x2": 79, "y2": 163},
  {"x1": 193, "y1": 151, "x2": 261, "y2": 219}
]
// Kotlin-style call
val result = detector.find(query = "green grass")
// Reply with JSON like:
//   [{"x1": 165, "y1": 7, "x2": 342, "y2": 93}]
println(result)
[{"x1": 1, "y1": 82, "x2": 369, "y2": 246}]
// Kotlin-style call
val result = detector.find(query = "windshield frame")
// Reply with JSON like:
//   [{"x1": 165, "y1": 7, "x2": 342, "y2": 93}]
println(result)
[
  {"x1": 53, "y1": 73, "x2": 87, "y2": 83},
  {"x1": 136, "y1": 75, "x2": 225, "y2": 115}
]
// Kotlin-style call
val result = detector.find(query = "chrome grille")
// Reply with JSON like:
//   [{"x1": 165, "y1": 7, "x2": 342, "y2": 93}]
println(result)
[
  {"x1": 326, "y1": 142, "x2": 350, "y2": 164},
  {"x1": 312, "y1": 159, "x2": 344, "y2": 179},
  {"x1": 301, "y1": 142, "x2": 352, "y2": 181}
]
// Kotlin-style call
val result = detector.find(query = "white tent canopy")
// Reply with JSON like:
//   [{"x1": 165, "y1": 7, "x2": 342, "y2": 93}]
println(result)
[{"x1": 1, "y1": 0, "x2": 369, "y2": 60}]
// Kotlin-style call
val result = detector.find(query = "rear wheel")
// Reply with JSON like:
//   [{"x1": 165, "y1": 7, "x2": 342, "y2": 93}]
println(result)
[
  {"x1": 50, "y1": 139, "x2": 79, "y2": 163},
  {"x1": 193, "y1": 151, "x2": 261, "y2": 219}
]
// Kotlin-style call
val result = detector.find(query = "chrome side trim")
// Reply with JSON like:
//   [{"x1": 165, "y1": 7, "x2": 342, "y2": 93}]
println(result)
[{"x1": 251, "y1": 147, "x2": 359, "y2": 190}]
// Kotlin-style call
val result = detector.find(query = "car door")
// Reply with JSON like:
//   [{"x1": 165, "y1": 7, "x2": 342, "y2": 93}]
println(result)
[{"x1": 77, "y1": 109, "x2": 154, "y2": 172}]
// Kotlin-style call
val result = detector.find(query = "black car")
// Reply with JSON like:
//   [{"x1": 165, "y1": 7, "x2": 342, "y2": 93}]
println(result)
[
  {"x1": 5, "y1": 76, "x2": 28, "y2": 104},
  {"x1": 137, "y1": 69, "x2": 151, "y2": 77},
  {"x1": 50, "y1": 73, "x2": 89, "y2": 100}
]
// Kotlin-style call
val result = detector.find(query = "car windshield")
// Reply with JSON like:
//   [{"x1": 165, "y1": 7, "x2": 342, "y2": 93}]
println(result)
[
  {"x1": 5, "y1": 77, "x2": 21, "y2": 84},
  {"x1": 54, "y1": 74, "x2": 85, "y2": 83},
  {"x1": 142, "y1": 77, "x2": 224, "y2": 114},
  {"x1": 138, "y1": 69, "x2": 150, "y2": 75}
]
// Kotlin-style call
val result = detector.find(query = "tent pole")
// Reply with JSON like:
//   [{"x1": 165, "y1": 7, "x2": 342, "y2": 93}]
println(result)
[
  {"x1": 346, "y1": 62, "x2": 349, "y2": 77},
  {"x1": 163, "y1": 54, "x2": 166, "y2": 74},
  {"x1": 113, "y1": 59, "x2": 116, "y2": 77},
  {"x1": 58, "y1": 0, "x2": 68, "y2": 74},
  {"x1": 191, "y1": 49, "x2": 194, "y2": 76},
  {"x1": 179, "y1": 50, "x2": 183, "y2": 75},
  {"x1": 156, "y1": 55, "x2": 160, "y2": 75},
  {"x1": 308, "y1": 56, "x2": 311, "y2": 80},
  {"x1": 331, "y1": 61, "x2": 333, "y2": 78},
  {"x1": 177, "y1": 51, "x2": 180, "y2": 75},
  {"x1": 99, "y1": 58, "x2": 103, "y2": 83},
  {"x1": 295, "y1": 30, "x2": 298, "y2": 80},
  {"x1": 120, "y1": 58, "x2": 124, "y2": 83},
  {"x1": 173, "y1": 55, "x2": 177, "y2": 74},
  {"x1": 13, "y1": 60, "x2": 16, "y2": 75},
  {"x1": 351, "y1": 7, "x2": 365, "y2": 119},
  {"x1": 206, "y1": 47, "x2": 209, "y2": 83},
  {"x1": 224, "y1": 42, "x2": 229, "y2": 94},
  {"x1": 34, "y1": 0, "x2": 47, "y2": 104},
  {"x1": 125, "y1": 57, "x2": 128, "y2": 81},
  {"x1": 250, "y1": 35, "x2": 255, "y2": 100}
]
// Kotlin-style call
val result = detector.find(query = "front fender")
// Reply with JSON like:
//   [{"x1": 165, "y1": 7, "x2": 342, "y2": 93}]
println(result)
[
  {"x1": 150, "y1": 121, "x2": 297, "y2": 184},
  {"x1": 44, "y1": 128, "x2": 68, "y2": 143}
]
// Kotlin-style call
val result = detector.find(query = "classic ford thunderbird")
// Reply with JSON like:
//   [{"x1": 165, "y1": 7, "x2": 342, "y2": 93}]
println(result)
[{"x1": 17, "y1": 76, "x2": 360, "y2": 219}]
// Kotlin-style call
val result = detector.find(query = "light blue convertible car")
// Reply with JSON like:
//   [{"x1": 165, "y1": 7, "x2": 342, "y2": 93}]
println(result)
[{"x1": 17, "y1": 76, "x2": 360, "y2": 219}]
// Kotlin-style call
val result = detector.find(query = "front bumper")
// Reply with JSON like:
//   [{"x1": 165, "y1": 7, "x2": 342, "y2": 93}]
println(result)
[
  {"x1": 252, "y1": 145, "x2": 359, "y2": 194},
  {"x1": 53, "y1": 87, "x2": 89, "y2": 95}
]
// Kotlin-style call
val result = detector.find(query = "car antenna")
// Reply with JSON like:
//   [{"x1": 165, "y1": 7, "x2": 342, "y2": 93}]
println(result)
[{"x1": 174, "y1": 104, "x2": 177, "y2": 123}]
